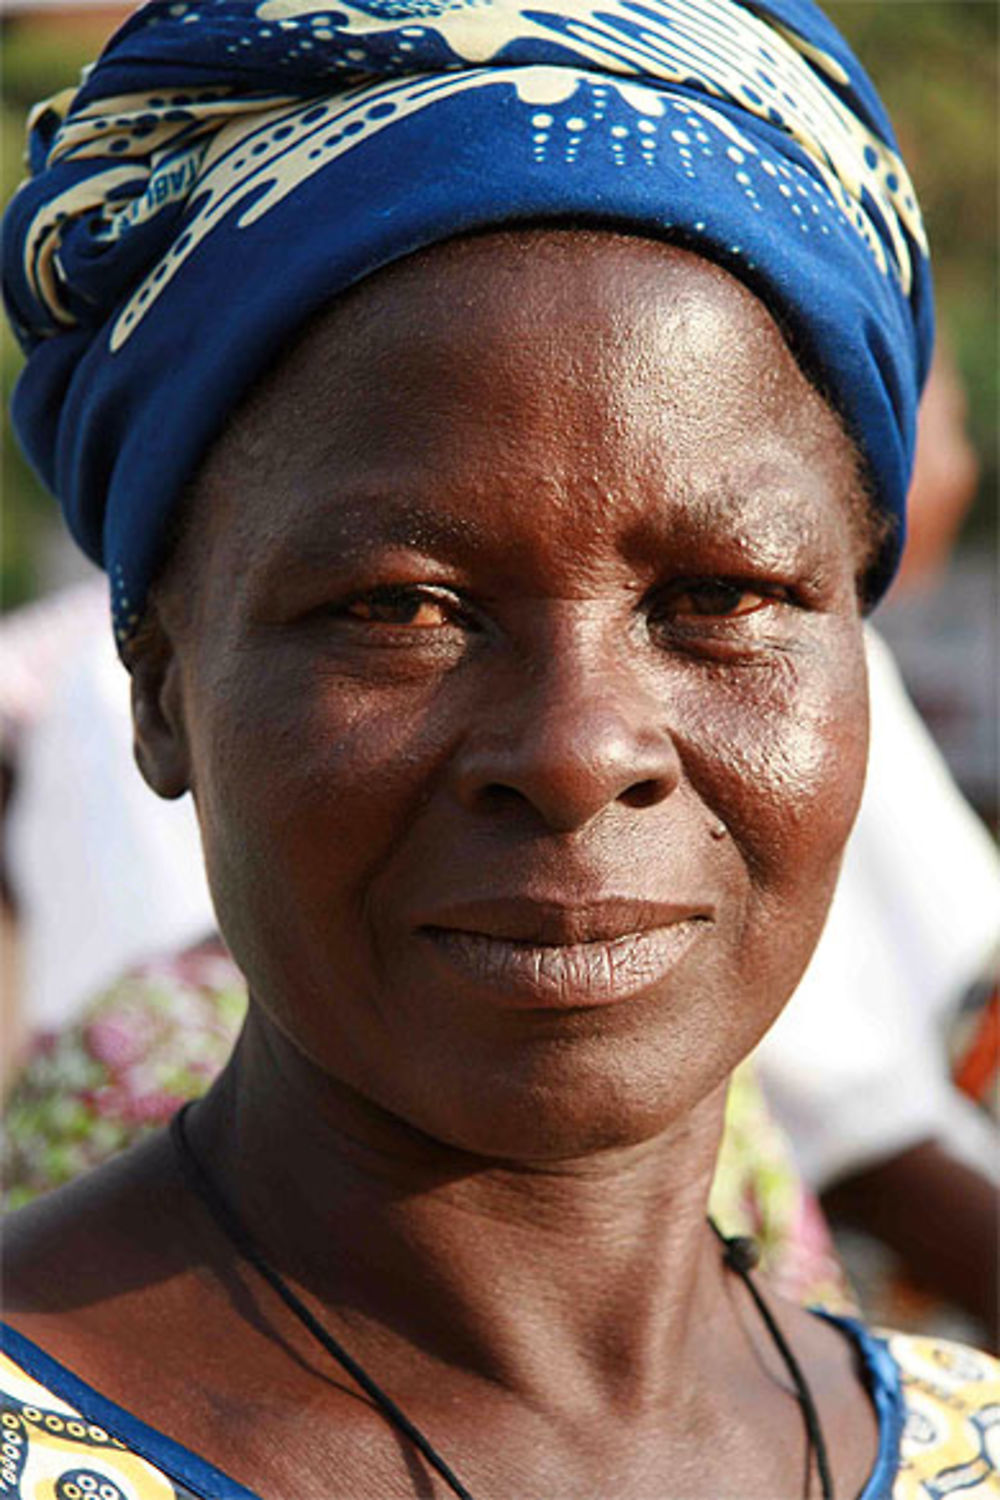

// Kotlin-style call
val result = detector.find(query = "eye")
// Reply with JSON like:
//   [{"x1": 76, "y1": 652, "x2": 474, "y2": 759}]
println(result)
[
  {"x1": 342, "y1": 585, "x2": 459, "y2": 628},
  {"x1": 658, "y1": 579, "x2": 778, "y2": 620}
]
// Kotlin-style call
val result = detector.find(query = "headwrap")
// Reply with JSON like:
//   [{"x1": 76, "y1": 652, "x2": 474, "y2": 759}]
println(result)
[{"x1": 3, "y1": 0, "x2": 933, "y2": 641}]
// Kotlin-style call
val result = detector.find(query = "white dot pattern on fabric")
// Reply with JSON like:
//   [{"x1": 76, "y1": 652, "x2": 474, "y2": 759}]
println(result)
[{"x1": 29, "y1": 0, "x2": 925, "y2": 367}]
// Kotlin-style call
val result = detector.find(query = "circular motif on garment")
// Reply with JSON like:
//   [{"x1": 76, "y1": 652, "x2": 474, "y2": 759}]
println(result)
[
  {"x1": 904, "y1": 1407, "x2": 940, "y2": 1446},
  {"x1": 55, "y1": 1474, "x2": 126, "y2": 1500},
  {"x1": 0, "y1": 1417, "x2": 25, "y2": 1492}
]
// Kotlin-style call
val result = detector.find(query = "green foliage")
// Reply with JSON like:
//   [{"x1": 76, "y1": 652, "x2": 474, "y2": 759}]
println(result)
[
  {"x1": 827, "y1": 1, "x2": 998, "y2": 540},
  {"x1": 2, "y1": 21, "x2": 94, "y2": 112},
  {"x1": 2, "y1": 19, "x2": 98, "y2": 607}
]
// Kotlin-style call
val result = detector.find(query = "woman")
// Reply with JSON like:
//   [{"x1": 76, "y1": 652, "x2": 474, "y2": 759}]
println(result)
[{"x1": 2, "y1": 2, "x2": 995, "y2": 1497}]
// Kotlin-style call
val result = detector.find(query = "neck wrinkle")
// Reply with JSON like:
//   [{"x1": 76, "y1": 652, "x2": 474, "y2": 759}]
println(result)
[{"x1": 190, "y1": 1002, "x2": 735, "y2": 1411}]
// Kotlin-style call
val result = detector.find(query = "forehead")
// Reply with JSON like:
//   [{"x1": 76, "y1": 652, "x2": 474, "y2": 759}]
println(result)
[{"x1": 184, "y1": 231, "x2": 860, "y2": 582}]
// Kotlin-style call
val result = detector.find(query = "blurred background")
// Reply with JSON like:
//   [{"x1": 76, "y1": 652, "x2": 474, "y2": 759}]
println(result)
[{"x1": 1, "y1": 0, "x2": 997, "y2": 1345}]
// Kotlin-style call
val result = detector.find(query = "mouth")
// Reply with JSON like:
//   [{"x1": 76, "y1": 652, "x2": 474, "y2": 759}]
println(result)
[{"x1": 417, "y1": 900, "x2": 712, "y2": 1010}]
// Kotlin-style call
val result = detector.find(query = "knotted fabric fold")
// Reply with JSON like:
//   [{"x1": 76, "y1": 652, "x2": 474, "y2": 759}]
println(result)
[{"x1": 2, "y1": 0, "x2": 934, "y2": 639}]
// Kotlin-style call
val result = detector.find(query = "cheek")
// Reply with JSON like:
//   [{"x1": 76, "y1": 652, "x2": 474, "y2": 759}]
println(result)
[
  {"x1": 184, "y1": 652, "x2": 457, "y2": 986},
  {"x1": 686, "y1": 630, "x2": 865, "y2": 837},
  {"x1": 672, "y1": 626, "x2": 868, "y2": 975}
]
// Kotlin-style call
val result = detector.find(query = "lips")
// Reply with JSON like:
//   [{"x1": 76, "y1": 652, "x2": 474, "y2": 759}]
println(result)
[{"x1": 417, "y1": 898, "x2": 712, "y2": 1009}]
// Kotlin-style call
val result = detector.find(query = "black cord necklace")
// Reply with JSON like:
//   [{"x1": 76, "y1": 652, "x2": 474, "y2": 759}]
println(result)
[
  {"x1": 707, "y1": 1220, "x2": 834, "y2": 1500},
  {"x1": 170, "y1": 1104, "x2": 833, "y2": 1500}
]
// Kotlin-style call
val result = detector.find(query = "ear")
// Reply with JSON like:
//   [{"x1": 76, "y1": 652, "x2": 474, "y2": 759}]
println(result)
[{"x1": 127, "y1": 606, "x2": 193, "y2": 801}]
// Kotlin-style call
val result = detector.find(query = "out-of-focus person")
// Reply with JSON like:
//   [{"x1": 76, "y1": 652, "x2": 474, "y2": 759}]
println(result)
[
  {"x1": 755, "y1": 631, "x2": 999, "y2": 1341},
  {"x1": 756, "y1": 334, "x2": 998, "y2": 1345},
  {"x1": 1, "y1": 585, "x2": 213, "y2": 1069}
]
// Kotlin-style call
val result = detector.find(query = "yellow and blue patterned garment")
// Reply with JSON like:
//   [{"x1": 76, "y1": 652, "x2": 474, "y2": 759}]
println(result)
[
  {"x1": 1, "y1": 1320, "x2": 997, "y2": 1498},
  {"x1": 3, "y1": 0, "x2": 933, "y2": 645}
]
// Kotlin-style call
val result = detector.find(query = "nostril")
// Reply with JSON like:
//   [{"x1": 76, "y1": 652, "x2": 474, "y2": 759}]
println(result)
[
  {"x1": 478, "y1": 783, "x2": 531, "y2": 816},
  {"x1": 620, "y1": 778, "x2": 671, "y2": 810}
]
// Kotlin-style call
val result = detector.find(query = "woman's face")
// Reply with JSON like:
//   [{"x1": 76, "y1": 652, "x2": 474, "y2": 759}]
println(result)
[{"x1": 141, "y1": 232, "x2": 869, "y2": 1159}]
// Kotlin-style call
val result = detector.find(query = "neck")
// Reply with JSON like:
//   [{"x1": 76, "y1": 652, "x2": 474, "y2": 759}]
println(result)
[{"x1": 188, "y1": 1003, "x2": 737, "y2": 1411}]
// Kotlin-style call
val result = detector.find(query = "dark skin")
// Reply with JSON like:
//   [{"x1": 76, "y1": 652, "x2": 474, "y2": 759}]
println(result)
[{"x1": 5, "y1": 233, "x2": 879, "y2": 1498}]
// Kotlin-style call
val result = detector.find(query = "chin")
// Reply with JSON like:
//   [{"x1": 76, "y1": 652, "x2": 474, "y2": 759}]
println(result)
[{"x1": 400, "y1": 1042, "x2": 732, "y2": 1165}]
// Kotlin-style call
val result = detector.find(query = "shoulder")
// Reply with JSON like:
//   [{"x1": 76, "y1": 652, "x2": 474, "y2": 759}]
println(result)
[
  {"x1": 1, "y1": 1135, "x2": 263, "y2": 1496},
  {"x1": 3, "y1": 1129, "x2": 208, "y2": 1337},
  {"x1": 0, "y1": 1328, "x2": 255, "y2": 1500},
  {"x1": 885, "y1": 1329, "x2": 1000, "y2": 1494}
]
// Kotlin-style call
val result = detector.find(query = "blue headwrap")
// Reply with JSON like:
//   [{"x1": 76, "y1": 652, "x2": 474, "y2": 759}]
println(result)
[{"x1": 3, "y1": 0, "x2": 932, "y2": 641}]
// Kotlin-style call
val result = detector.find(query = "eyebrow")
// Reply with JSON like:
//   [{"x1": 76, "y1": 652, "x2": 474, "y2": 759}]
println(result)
[
  {"x1": 622, "y1": 464, "x2": 846, "y2": 563},
  {"x1": 244, "y1": 493, "x2": 491, "y2": 581}
]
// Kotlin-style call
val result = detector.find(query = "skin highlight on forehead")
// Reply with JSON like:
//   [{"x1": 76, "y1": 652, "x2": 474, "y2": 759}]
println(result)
[{"x1": 143, "y1": 229, "x2": 878, "y2": 652}]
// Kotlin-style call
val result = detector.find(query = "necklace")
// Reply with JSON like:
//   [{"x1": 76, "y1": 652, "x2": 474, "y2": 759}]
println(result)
[{"x1": 170, "y1": 1104, "x2": 833, "y2": 1500}]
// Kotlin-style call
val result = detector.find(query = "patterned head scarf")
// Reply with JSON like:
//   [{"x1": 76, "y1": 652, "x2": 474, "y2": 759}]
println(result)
[{"x1": 3, "y1": 0, "x2": 933, "y2": 642}]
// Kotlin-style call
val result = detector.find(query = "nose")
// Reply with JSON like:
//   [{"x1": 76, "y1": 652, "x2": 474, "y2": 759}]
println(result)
[{"x1": 451, "y1": 625, "x2": 681, "y2": 833}]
